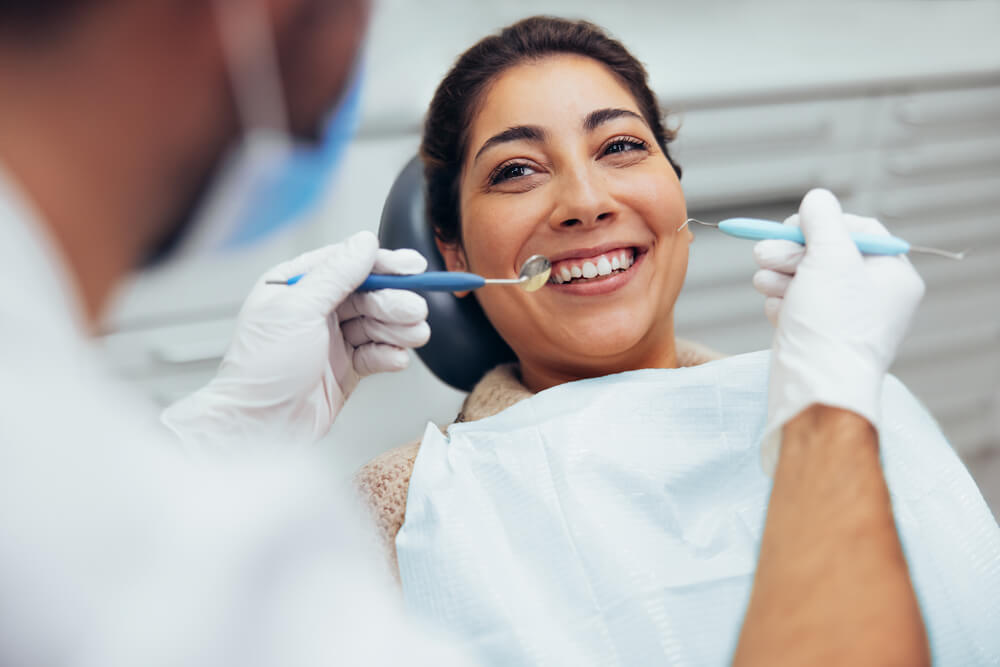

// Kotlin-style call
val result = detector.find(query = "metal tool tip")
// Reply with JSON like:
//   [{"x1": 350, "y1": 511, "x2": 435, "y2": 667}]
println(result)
[
  {"x1": 909, "y1": 245, "x2": 969, "y2": 261},
  {"x1": 678, "y1": 218, "x2": 717, "y2": 232}
]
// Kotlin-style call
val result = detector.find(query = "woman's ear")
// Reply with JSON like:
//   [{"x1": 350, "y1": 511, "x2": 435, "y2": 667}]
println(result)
[
  {"x1": 679, "y1": 216, "x2": 695, "y2": 243},
  {"x1": 435, "y1": 238, "x2": 472, "y2": 297}
]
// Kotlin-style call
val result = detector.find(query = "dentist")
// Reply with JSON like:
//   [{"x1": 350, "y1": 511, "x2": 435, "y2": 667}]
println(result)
[{"x1": 0, "y1": 0, "x2": 462, "y2": 665}]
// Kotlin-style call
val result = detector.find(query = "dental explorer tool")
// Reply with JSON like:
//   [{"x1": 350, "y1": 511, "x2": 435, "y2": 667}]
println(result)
[
  {"x1": 266, "y1": 254, "x2": 553, "y2": 292},
  {"x1": 678, "y1": 218, "x2": 967, "y2": 260}
]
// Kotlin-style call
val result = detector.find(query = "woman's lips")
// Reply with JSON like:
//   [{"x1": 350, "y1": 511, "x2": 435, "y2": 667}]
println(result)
[{"x1": 545, "y1": 247, "x2": 646, "y2": 296}]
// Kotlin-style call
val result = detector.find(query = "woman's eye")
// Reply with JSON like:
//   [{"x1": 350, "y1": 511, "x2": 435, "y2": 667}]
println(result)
[
  {"x1": 603, "y1": 137, "x2": 648, "y2": 156},
  {"x1": 490, "y1": 162, "x2": 536, "y2": 185}
]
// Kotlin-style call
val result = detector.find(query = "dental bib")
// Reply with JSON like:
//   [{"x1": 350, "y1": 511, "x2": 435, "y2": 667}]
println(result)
[{"x1": 397, "y1": 351, "x2": 1000, "y2": 666}]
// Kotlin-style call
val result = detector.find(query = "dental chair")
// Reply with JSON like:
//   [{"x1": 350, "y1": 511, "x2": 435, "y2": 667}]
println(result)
[{"x1": 377, "y1": 156, "x2": 515, "y2": 392}]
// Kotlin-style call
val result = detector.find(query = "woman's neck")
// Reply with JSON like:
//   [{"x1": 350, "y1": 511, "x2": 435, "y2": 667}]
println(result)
[{"x1": 518, "y1": 336, "x2": 680, "y2": 394}]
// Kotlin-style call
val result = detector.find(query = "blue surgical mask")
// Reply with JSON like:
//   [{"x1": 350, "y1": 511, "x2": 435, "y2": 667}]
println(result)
[
  {"x1": 218, "y1": 73, "x2": 362, "y2": 249},
  {"x1": 169, "y1": 0, "x2": 363, "y2": 259}
]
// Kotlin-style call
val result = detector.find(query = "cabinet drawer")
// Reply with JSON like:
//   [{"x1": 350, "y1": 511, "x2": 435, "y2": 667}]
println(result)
[
  {"x1": 671, "y1": 98, "x2": 868, "y2": 160},
  {"x1": 882, "y1": 84, "x2": 1000, "y2": 145},
  {"x1": 881, "y1": 135, "x2": 1000, "y2": 183},
  {"x1": 875, "y1": 175, "x2": 1000, "y2": 224}
]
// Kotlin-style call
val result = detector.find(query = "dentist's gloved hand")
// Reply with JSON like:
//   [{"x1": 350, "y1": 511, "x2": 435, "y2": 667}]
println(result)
[
  {"x1": 162, "y1": 231, "x2": 430, "y2": 448},
  {"x1": 751, "y1": 189, "x2": 925, "y2": 475}
]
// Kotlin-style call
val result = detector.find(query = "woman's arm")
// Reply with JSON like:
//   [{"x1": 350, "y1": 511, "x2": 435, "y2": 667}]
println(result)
[{"x1": 732, "y1": 405, "x2": 929, "y2": 666}]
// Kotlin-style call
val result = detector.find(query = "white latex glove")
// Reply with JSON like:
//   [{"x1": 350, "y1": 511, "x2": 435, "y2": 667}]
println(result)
[
  {"x1": 751, "y1": 189, "x2": 925, "y2": 475},
  {"x1": 162, "y1": 231, "x2": 430, "y2": 448}
]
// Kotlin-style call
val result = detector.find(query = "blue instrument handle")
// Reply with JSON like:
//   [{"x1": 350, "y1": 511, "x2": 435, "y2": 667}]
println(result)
[
  {"x1": 718, "y1": 218, "x2": 911, "y2": 255},
  {"x1": 283, "y1": 271, "x2": 487, "y2": 291}
]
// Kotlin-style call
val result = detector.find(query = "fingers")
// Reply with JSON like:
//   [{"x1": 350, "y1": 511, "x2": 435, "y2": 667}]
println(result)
[
  {"x1": 754, "y1": 240, "x2": 805, "y2": 273},
  {"x1": 353, "y1": 344, "x2": 411, "y2": 377},
  {"x1": 797, "y1": 188, "x2": 858, "y2": 258},
  {"x1": 260, "y1": 231, "x2": 380, "y2": 315},
  {"x1": 258, "y1": 238, "x2": 429, "y2": 319},
  {"x1": 755, "y1": 195, "x2": 905, "y2": 333},
  {"x1": 753, "y1": 269, "x2": 792, "y2": 298},
  {"x1": 842, "y1": 214, "x2": 889, "y2": 236},
  {"x1": 342, "y1": 316, "x2": 431, "y2": 349},
  {"x1": 337, "y1": 289, "x2": 428, "y2": 324},
  {"x1": 261, "y1": 239, "x2": 426, "y2": 285},
  {"x1": 755, "y1": 213, "x2": 888, "y2": 274},
  {"x1": 299, "y1": 232, "x2": 381, "y2": 312},
  {"x1": 373, "y1": 248, "x2": 427, "y2": 275},
  {"x1": 262, "y1": 232, "x2": 376, "y2": 284}
]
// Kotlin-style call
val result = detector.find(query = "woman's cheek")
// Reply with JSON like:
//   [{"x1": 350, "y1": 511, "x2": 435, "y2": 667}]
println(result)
[
  {"x1": 633, "y1": 174, "x2": 684, "y2": 225},
  {"x1": 461, "y1": 204, "x2": 502, "y2": 270},
  {"x1": 467, "y1": 204, "x2": 542, "y2": 272}
]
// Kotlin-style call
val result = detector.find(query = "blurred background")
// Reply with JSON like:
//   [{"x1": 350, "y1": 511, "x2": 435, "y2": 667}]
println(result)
[{"x1": 101, "y1": 0, "x2": 1000, "y2": 515}]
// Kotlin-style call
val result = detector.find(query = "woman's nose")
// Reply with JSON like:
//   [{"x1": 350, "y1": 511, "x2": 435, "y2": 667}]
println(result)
[{"x1": 549, "y1": 167, "x2": 617, "y2": 230}]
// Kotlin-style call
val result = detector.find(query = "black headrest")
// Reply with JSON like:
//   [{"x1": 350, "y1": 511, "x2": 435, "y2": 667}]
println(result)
[{"x1": 377, "y1": 155, "x2": 516, "y2": 392}]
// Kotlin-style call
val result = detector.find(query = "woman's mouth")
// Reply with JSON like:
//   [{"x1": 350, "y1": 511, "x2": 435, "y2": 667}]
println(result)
[
  {"x1": 546, "y1": 246, "x2": 646, "y2": 295},
  {"x1": 549, "y1": 247, "x2": 636, "y2": 284}
]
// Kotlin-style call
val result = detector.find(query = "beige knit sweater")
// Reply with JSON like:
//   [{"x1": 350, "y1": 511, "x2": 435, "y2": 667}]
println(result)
[{"x1": 354, "y1": 338, "x2": 723, "y2": 579}]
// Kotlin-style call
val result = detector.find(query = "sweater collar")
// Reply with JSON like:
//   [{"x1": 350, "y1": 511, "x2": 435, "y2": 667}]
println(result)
[{"x1": 456, "y1": 338, "x2": 724, "y2": 424}]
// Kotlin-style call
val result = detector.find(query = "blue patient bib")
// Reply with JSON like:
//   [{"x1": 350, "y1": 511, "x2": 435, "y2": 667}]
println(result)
[{"x1": 397, "y1": 351, "x2": 1000, "y2": 666}]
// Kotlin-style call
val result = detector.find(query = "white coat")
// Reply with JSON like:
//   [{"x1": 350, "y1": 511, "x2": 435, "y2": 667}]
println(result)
[{"x1": 0, "y1": 167, "x2": 466, "y2": 667}]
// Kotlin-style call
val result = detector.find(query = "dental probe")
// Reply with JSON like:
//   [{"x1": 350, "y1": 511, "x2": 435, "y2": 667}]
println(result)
[
  {"x1": 679, "y1": 218, "x2": 967, "y2": 260},
  {"x1": 266, "y1": 254, "x2": 553, "y2": 292}
]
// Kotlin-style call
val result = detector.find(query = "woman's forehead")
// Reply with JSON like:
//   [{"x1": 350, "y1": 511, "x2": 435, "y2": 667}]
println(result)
[{"x1": 468, "y1": 55, "x2": 643, "y2": 145}]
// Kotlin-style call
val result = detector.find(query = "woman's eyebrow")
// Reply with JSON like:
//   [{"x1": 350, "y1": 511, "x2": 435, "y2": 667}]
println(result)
[
  {"x1": 473, "y1": 125, "x2": 546, "y2": 163},
  {"x1": 584, "y1": 108, "x2": 647, "y2": 131}
]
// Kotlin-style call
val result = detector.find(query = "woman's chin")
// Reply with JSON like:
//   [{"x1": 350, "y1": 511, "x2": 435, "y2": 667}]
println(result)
[{"x1": 547, "y1": 332, "x2": 653, "y2": 372}]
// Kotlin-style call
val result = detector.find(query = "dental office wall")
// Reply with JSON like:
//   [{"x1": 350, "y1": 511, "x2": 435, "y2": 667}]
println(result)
[{"x1": 101, "y1": 1, "x2": 1000, "y2": 514}]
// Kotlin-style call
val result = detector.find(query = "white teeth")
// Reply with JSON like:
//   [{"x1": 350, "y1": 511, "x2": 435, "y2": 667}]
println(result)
[{"x1": 551, "y1": 248, "x2": 638, "y2": 284}]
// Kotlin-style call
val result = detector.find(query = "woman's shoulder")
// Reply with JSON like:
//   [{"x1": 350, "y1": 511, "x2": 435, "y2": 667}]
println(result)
[
  {"x1": 354, "y1": 440, "x2": 422, "y2": 578},
  {"x1": 355, "y1": 440, "x2": 421, "y2": 534}
]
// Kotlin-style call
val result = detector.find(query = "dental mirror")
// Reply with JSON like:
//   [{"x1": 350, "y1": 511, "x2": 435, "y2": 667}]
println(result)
[{"x1": 485, "y1": 254, "x2": 552, "y2": 292}]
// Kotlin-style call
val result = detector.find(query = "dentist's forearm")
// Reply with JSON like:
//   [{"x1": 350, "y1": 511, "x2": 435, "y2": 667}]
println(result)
[{"x1": 732, "y1": 405, "x2": 929, "y2": 667}]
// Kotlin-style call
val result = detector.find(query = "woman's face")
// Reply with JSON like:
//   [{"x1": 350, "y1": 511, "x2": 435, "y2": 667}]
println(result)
[{"x1": 439, "y1": 54, "x2": 691, "y2": 390}]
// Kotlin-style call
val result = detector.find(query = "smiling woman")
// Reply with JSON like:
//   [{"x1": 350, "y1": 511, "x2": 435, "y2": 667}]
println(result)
[{"x1": 357, "y1": 16, "x2": 719, "y2": 564}]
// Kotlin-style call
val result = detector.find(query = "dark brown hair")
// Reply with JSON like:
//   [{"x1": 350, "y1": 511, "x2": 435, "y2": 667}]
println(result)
[{"x1": 421, "y1": 15, "x2": 682, "y2": 245}]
